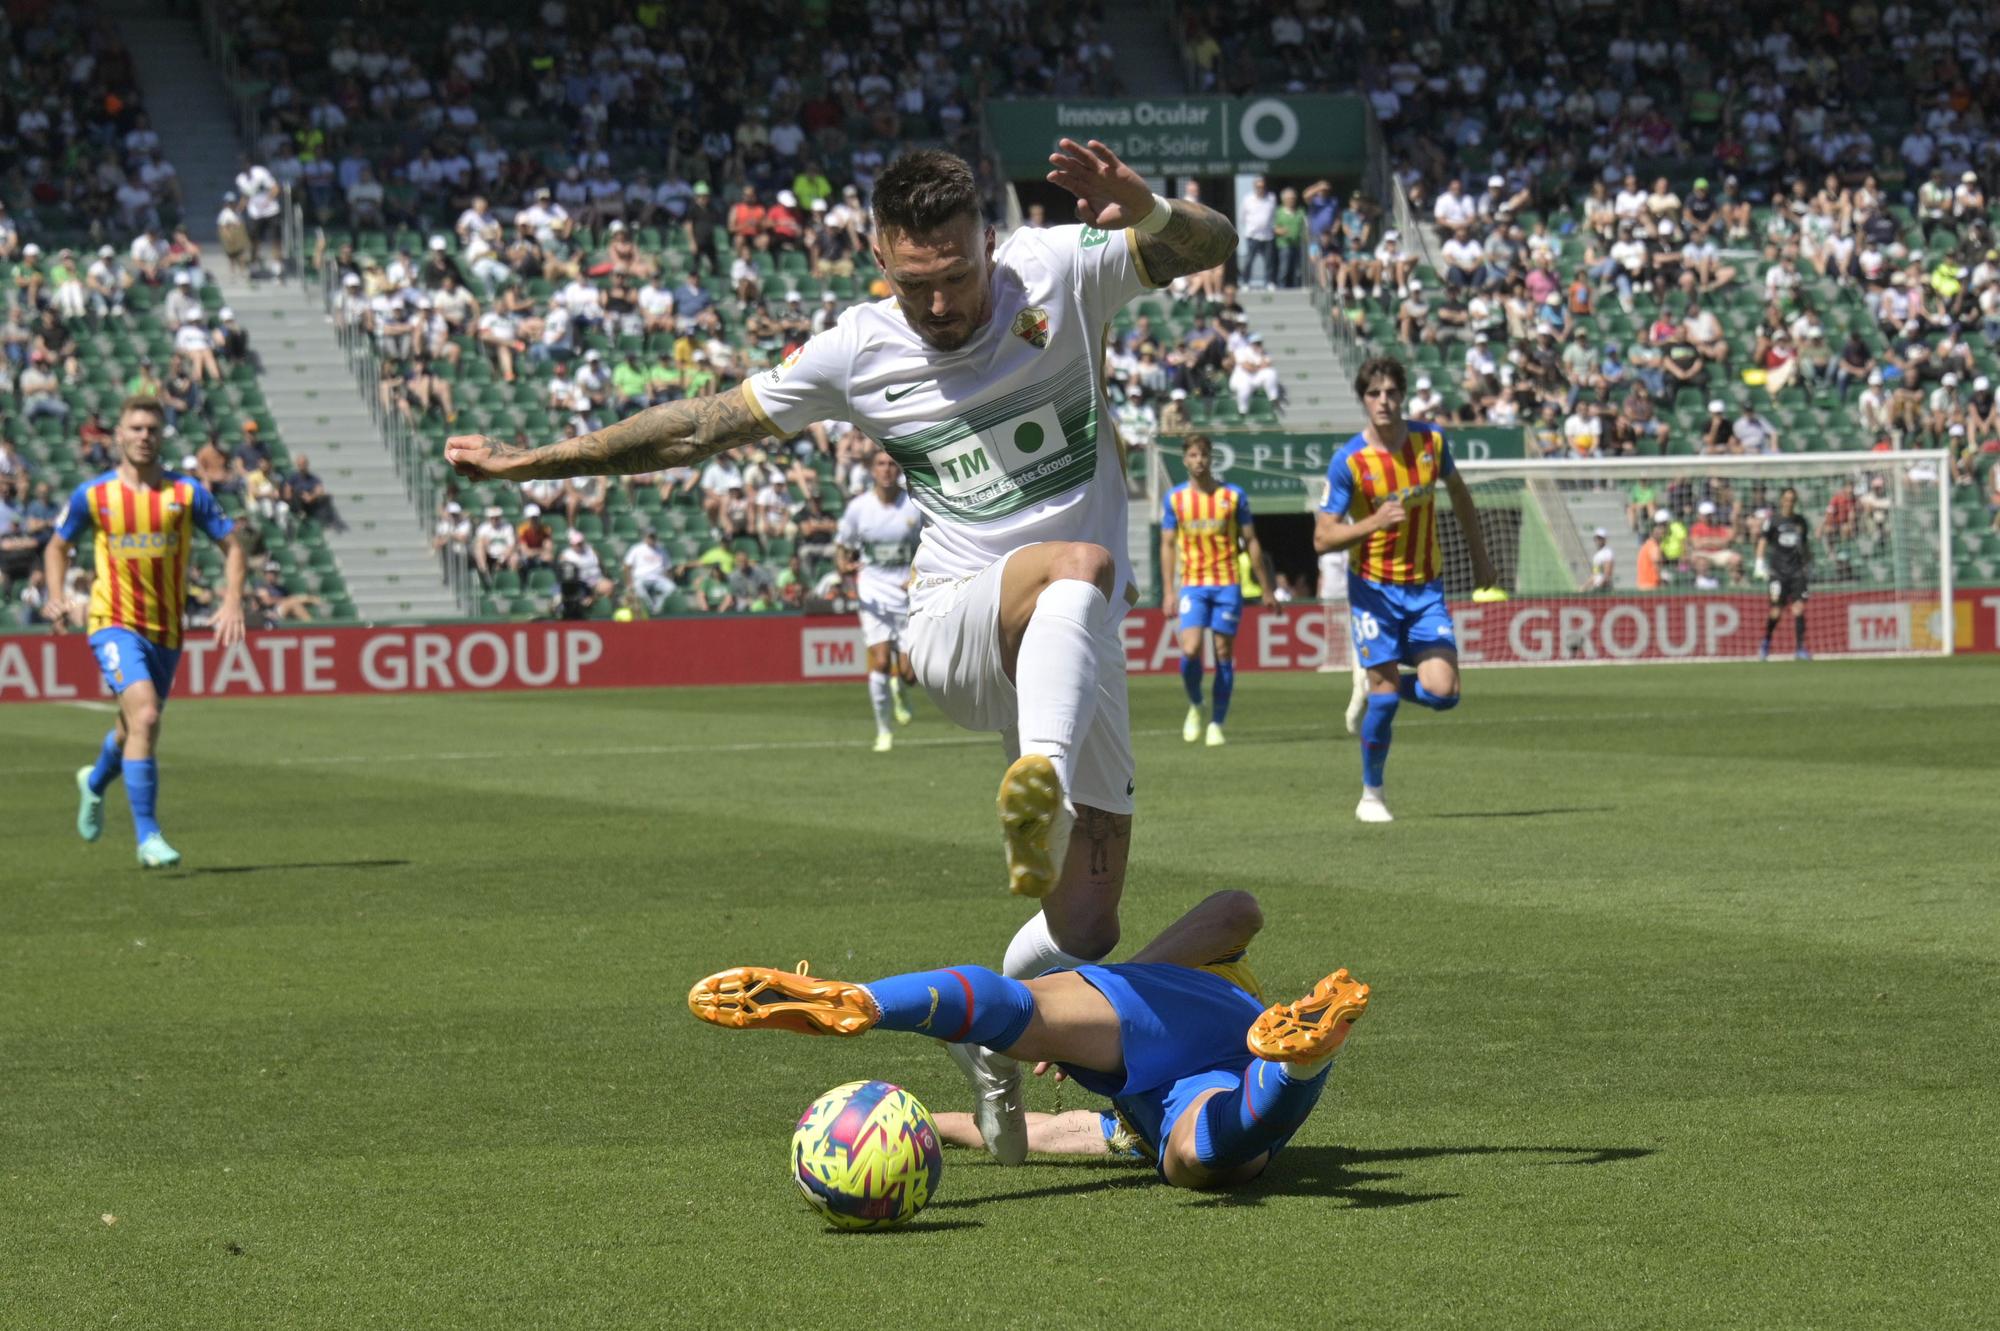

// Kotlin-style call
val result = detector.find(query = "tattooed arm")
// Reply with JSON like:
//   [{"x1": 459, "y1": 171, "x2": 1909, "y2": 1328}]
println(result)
[
  {"x1": 444, "y1": 386, "x2": 771, "y2": 481},
  {"x1": 1044, "y1": 137, "x2": 1238, "y2": 283},
  {"x1": 1132, "y1": 199, "x2": 1238, "y2": 283}
]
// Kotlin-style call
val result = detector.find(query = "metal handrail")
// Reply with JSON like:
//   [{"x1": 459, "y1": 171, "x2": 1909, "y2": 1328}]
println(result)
[
  {"x1": 195, "y1": 0, "x2": 260, "y2": 151},
  {"x1": 318, "y1": 261, "x2": 476, "y2": 609},
  {"x1": 278, "y1": 185, "x2": 306, "y2": 288},
  {"x1": 1310, "y1": 258, "x2": 1365, "y2": 373}
]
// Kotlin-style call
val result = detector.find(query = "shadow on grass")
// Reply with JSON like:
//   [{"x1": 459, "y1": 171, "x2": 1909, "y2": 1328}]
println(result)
[
  {"x1": 168, "y1": 859, "x2": 414, "y2": 877},
  {"x1": 1427, "y1": 806, "x2": 1618, "y2": 820},
  {"x1": 831, "y1": 1218, "x2": 984, "y2": 1235},
  {"x1": 932, "y1": 1144, "x2": 1653, "y2": 1211},
  {"x1": 1194, "y1": 1143, "x2": 1656, "y2": 1208},
  {"x1": 927, "y1": 1170, "x2": 1159, "y2": 1210}
]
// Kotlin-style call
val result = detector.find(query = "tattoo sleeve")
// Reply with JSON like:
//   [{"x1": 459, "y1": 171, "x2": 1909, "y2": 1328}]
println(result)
[
  {"x1": 511, "y1": 388, "x2": 770, "y2": 479},
  {"x1": 1133, "y1": 200, "x2": 1239, "y2": 284}
]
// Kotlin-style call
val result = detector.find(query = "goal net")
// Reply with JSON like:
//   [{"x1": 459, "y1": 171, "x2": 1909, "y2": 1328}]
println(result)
[
  {"x1": 1433, "y1": 453, "x2": 1955, "y2": 664},
  {"x1": 1137, "y1": 442, "x2": 1952, "y2": 667}
]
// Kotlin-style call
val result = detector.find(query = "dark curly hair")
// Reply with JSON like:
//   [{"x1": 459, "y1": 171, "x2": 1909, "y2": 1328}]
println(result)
[
  {"x1": 872, "y1": 149, "x2": 983, "y2": 237},
  {"x1": 1353, "y1": 355, "x2": 1407, "y2": 399}
]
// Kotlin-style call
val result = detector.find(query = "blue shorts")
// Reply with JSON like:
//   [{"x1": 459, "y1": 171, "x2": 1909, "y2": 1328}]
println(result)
[
  {"x1": 89, "y1": 627, "x2": 181, "y2": 702},
  {"x1": 1177, "y1": 584, "x2": 1243, "y2": 636},
  {"x1": 1348, "y1": 576, "x2": 1458, "y2": 670},
  {"x1": 1059, "y1": 962, "x2": 1268, "y2": 1168}
]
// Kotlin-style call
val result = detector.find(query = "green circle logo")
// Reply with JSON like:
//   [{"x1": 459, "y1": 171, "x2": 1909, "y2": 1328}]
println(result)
[{"x1": 1014, "y1": 421, "x2": 1045, "y2": 453}]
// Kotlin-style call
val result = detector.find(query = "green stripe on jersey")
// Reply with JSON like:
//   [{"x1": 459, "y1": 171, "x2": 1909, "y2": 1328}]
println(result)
[{"x1": 878, "y1": 356, "x2": 1102, "y2": 524}]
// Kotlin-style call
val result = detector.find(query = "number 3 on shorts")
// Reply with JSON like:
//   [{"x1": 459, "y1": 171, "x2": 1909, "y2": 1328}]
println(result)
[
  {"x1": 1352, "y1": 610, "x2": 1380, "y2": 642},
  {"x1": 102, "y1": 640, "x2": 121, "y2": 670}
]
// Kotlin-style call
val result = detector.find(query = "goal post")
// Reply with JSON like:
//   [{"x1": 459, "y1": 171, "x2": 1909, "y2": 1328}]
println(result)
[
  {"x1": 1136, "y1": 440, "x2": 1953, "y2": 667},
  {"x1": 1442, "y1": 452, "x2": 1954, "y2": 664}
]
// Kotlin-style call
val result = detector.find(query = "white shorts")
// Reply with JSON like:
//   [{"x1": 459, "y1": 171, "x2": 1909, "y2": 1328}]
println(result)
[
  {"x1": 905, "y1": 548, "x2": 1135, "y2": 816},
  {"x1": 857, "y1": 599, "x2": 909, "y2": 649}
]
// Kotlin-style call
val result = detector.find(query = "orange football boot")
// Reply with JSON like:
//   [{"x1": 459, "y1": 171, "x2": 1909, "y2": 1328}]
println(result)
[
  {"x1": 1246, "y1": 968, "x2": 1371, "y2": 1063},
  {"x1": 687, "y1": 962, "x2": 880, "y2": 1036}
]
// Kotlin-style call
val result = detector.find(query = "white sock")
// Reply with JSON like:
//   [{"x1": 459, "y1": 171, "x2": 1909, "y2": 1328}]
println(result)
[
  {"x1": 867, "y1": 671, "x2": 893, "y2": 734},
  {"x1": 1015, "y1": 579, "x2": 1108, "y2": 809},
  {"x1": 1002, "y1": 910, "x2": 1097, "y2": 980},
  {"x1": 1286, "y1": 1049, "x2": 1340, "y2": 1081}
]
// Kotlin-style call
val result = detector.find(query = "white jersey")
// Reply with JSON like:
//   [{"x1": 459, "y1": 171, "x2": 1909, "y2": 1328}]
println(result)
[
  {"x1": 837, "y1": 487, "x2": 923, "y2": 611},
  {"x1": 745, "y1": 223, "x2": 1152, "y2": 591}
]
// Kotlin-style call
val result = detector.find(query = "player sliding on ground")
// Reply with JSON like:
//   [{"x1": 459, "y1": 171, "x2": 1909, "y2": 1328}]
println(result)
[
  {"x1": 446, "y1": 143, "x2": 1238, "y2": 1165},
  {"x1": 835, "y1": 452, "x2": 923, "y2": 751},
  {"x1": 688, "y1": 889, "x2": 1369, "y2": 1189},
  {"x1": 1315, "y1": 356, "x2": 1502, "y2": 824},
  {"x1": 45, "y1": 397, "x2": 247, "y2": 867},
  {"x1": 1160, "y1": 433, "x2": 1278, "y2": 748}
]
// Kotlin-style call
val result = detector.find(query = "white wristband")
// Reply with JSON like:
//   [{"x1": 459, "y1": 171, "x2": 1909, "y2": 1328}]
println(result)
[{"x1": 1133, "y1": 193, "x2": 1173, "y2": 235}]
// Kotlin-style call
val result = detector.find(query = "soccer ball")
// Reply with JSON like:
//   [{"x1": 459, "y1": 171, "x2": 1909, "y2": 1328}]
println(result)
[{"x1": 790, "y1": 1080, "x2": 943, "y2": 1230}]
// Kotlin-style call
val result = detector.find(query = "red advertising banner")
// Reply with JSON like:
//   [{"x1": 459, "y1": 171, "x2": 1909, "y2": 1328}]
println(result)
[{"x1": 3, "y1": 590, "x2": 1995, "y2": 703}]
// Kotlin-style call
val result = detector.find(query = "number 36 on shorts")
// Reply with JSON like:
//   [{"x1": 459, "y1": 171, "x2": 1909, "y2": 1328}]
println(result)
[{"x1": 1351, "y1": 610, "x2": 1381, "y2": 641}]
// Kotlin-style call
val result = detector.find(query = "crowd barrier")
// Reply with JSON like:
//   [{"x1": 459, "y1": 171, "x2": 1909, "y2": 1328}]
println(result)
[{"x1": 3, "y1": 590, "x2": 1993, "y2": 702}]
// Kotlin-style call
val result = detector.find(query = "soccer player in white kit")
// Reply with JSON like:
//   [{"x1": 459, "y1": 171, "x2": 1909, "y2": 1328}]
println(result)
[
  {"x1": 447, "y1": 143, "x2": 1237, "y2": 1164},
  {"x1": 836, "y1": 451, "x2": 923, "y2": 750}
]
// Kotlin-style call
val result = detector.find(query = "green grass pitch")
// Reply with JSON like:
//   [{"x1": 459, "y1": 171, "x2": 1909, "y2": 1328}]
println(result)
[{"x1": 3, "y1": 660, "x2": 1996, "y2": 1328}]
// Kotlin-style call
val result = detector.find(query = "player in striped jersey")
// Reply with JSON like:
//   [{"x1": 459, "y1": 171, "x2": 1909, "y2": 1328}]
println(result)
[
  {"x1": 1159, "y1": 434, "x2": 1276, "y2": 747},
  {"x1": 46, "y1": 397, "x2": 246, "y2": 867},
  {"x1": 1315, "y1": 357, "x2": 1500, "y2": 823}
]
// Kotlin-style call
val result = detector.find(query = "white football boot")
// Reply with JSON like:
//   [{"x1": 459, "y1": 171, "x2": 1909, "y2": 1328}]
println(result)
[
  {"x1": 1355, "y1": 788, "x2": 1394, "y2": 823},
  {"x1": 943, "y1": 1040, "x2": 1028, "y2": 1165}
]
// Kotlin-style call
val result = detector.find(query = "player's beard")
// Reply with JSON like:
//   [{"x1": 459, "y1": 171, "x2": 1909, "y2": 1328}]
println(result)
[{"x1": 909, "y1": 291, "x2": 990, "y2": 352}]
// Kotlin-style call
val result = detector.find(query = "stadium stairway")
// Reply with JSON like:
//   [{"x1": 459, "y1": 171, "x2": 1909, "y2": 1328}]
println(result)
[
  {"x1": 211, "y1": 281, "x2": 463, "y2": 620},
  {"x1": 106, "y1": 1, "x2": 240, "y2": 244},
  {"x1": 1561, "y1": 489, "x2": 1635, "y2": 589},
  {"x1": 1237, "y1": 288, "x2": 1365, "y2": 438}
]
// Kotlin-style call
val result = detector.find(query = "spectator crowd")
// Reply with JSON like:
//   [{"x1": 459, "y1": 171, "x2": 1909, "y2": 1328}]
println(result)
[
  {"x1": 0, "y1": 7, "x2": 359, "y2": 629},
  {"x1": 213, "y1": 0, "x2": 1290, "y2": 617},
  {"x1": 1177, "y1": 0, "x2": 2000, "y2": 500}
]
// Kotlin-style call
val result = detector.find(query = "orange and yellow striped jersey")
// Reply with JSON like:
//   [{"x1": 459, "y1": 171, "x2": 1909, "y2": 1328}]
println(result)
[
  {"x1": 1162, "y1": 482, "x2": 1252, "y2": 587},
  {"x1": 1318, "y1": 424, "x2": 1457, "y2": 586},
  {"x1": 56, "y1": 470, "x2": 233, "y2": 649}
]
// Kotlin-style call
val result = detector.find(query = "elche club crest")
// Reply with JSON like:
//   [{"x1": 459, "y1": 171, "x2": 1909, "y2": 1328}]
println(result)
[{"x1": 1011, "y1": 306, "x2": 1049, "y2": 349}]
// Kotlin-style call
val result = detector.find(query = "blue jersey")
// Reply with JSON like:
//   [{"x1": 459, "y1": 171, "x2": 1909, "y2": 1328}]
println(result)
[{"x1": 1055, "y1": 962, "x2": 1273, "y2": 1171}]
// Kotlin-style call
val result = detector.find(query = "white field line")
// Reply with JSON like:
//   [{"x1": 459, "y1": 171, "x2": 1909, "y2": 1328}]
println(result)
[{"x1": 11, "y1": 702, "x2": 1924, "y2": 776}]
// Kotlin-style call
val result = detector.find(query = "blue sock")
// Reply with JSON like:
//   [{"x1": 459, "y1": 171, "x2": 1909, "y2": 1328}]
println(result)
[
  {"x1": 1361, "y1": 692, "x2": 1398, "y2": 787},
  {"x1": 1179, "y1": 654, "x2": 1203, "y2": 705},
  {"x1": 1397, "y1": 673, "x2": 1460, "y2": 711},
  {"x1": 87, "y1": 730, "x2": 123, "y2": 795},
  {"x1": 125, "y1": 759, "x2": 160, "y2": 843},
  {"x1": 1192, "y1": 1060, "x2": 1331, "y2": 1170},
  {"x1": 1212, "y1": 659, "x2": 1235, "y2": 724},
  {"x1": 861, "y1": 965, "x2": 1037, "y2": 1050}
]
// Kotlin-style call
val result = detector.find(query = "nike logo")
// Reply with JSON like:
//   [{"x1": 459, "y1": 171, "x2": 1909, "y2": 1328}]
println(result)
[
  {"x1": 1126, "y1": 778, "x2": 1136, "y2": 797},
  {"x1": 884, "y1": 381, "x2": 932, "y2": 402},
  {"x1": 915, "y1": 986, "x2": 940, "y2": 1031}
]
